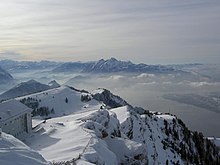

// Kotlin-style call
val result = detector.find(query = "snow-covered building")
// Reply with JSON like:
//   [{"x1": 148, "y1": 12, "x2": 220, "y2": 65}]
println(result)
[{"x1": 0, "y1": 99, "x2": 32, "y2": 137}]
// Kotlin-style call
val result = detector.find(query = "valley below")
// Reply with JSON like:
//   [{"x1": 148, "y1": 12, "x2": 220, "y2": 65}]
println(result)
[
  {"x1": 1, "y1": 59, "x2": 220, "y2": 164},
  {"x1": 1, "y1": 60, "x2": 220, "y2": 137}
]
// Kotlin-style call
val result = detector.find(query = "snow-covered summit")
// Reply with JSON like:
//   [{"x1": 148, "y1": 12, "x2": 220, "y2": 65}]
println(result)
[
  {"x1": 18, "y1": 86, "x2": 102, "y2": 117},
  {"x1": 82, "y1": 57, "x2": 133, "y2": 73}
]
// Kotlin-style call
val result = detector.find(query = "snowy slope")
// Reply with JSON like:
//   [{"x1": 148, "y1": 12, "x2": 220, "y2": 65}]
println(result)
[
  {"x1": 3, "y1": 86, "x2": 219, "y2": 165},
  {"x1": 24, "y1": 109, "x2": 147, "y2": 164},
  {"x1": 17, "y1": 86, "x2": 101, "y2": 117},
  {"x1": 111, "y1": 106, "x2": 220, "y2": 165},
  {"x1": 22, "y1": 103, "x2": 220, "y2": 164},
  {"x1": 0, "y1": 132, "x2": 49, "y2": 165},
  {"x1": 25, "y1": 111, "x2": 94, "y2": 162},
  {"x1": 91, "y1": 88, "x2": 130, "y2": 108},
  {"x1": 111, "y1": 106, "x2": 184, "y2": 164}
]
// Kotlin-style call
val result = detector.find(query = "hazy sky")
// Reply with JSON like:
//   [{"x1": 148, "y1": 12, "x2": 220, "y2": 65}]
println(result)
[{"x1": 0, "y1": 0, "x2": 220, "y2": 64}]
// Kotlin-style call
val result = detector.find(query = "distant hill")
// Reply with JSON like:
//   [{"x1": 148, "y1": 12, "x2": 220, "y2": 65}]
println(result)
[
  {"x1": 0, "y1": 66, "x2": 14, "y2": 84},
  {"x1": 0, "y1": 80, "x2": 60, "y2": 101}
]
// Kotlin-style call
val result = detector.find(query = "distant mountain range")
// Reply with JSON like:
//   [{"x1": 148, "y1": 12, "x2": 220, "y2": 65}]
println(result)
[
  {"x1": 0, "y1": 58, "x2": 202, "y2": 74},
  {"x1": 53, "y1": 57, "x2": 178, "y2": 73},
  {"x1": 0, "y1": 59, "x2": 59, "y2": 72}
]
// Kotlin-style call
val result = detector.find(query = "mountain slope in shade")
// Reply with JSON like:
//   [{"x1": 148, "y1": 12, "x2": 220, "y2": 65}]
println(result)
[
  {"x1": 0, "y1": 132, "x2": 49, "y2": 165},
  {"x1": 0, "y1": 66, "x2": 14, "y2": 84},
  {"x1": 0, "y1": 80, "x2": 55, "y2": 101}
]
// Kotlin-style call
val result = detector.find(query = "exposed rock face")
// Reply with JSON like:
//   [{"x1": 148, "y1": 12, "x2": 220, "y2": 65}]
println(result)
[
  {"x1": 91, "y1": 88, "x2": 130, "y2": 108},
  {"x1": 90, "y1": 88, "x2": 220, "y2": 165}
]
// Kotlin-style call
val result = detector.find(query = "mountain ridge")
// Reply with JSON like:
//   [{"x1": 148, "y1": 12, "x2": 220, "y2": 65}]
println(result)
[
  {"x1": 0, "y1": 80, "x2": 60, "y2": 101},
  {"x1": 0, "y1": 58, "x2": 201, "y2": 74},
  {"x1": 0, "y1": 59, "x2": 59, "y2": 72},
  {"x1": 11, "y1": 84, "x2": 220, "y2": 164},
  {"x1": 53, "y1": 57, "x2": 178, "y2": 73}
]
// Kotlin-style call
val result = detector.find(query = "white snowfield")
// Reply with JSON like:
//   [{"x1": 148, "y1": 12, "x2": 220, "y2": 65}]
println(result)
[
  {"x1": 1, "y1": 85, "x2": 219, "y2": 164},
  {"x1": 25, "y1": 108, "x2": 147, "y2": 164},
  {"x1": 23, "y1": 105, "x2": 185, "y2": 164},
  {"x1": 17, "y1": 86, "x2": 101, "y2": 116},
  {"x1": 0, "y1": 132, "x2": 49, "y2": 165},
  {"x1": 156, "y1": 114, "x2": 176, "y2": 120},
  {"x1": 26, "y1": 111, "x2": 95, "y2": 162}
]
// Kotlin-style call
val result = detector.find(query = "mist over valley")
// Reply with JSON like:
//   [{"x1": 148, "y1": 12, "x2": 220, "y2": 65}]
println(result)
[{"x1": 1, "y1": 59, "x2": 220, "y2": 137}]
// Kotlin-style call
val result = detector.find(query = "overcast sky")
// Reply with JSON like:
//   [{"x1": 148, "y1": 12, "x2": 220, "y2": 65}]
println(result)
[{"x1": 0, "y1": 0, "x2": 219, "y2": 64}]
